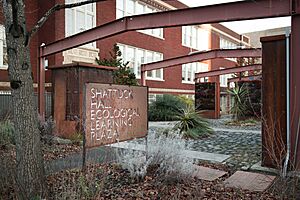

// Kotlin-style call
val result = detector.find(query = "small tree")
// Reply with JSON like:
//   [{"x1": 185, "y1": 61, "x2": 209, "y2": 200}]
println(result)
[{"x1": 96, "y1": 44, "x2": 138, "y2": 86}]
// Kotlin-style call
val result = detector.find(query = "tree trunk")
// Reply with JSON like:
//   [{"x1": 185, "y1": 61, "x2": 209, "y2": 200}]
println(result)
[{"x1": 2, "y1": 0, "x2": 47, "y2": 198}]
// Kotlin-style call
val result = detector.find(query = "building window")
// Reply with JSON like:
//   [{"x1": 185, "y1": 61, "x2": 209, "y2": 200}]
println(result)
[
  {"x1": 0, "y1": 26, "x2": 8, "y2": 69},
  {"x1": 65, "y1": 0, "x2": 96, "y2": 48},
  {"x1": 182, "y1": 62, "x2": 208, "y2": 83},
  {"x1": 219, "y1": 67, "x2": 233, "y2": 87},
  {"x1": 148, "y1": 94, "x2": 163, "y2": 104},
  {"x1": 116, "y1": 0, "x2": 163, "y2": 38},
  {"x1": 117, "y1": 43, "x2": 163, "y2": 80},
  {"x1": 182, "y1": 26, "x2": 209, "y2": 51},
  {"x1": 219, "y1": 37, "x2": 238, "y2": 62},
  {"x1": 219, "y1": 37, "x2": 238, "y2": 49}
]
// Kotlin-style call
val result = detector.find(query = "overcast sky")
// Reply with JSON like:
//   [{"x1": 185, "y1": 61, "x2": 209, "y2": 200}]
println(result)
[{"x1": 178, "y1": 0, "x2": 291, "y2": 34}]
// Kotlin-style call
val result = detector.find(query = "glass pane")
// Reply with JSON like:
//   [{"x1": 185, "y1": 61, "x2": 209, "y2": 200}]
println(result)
[
  {"x1": 153, "y1": 28, "x2": 160, "y2": 37},
  {"x1": 127, "y1": 0, "x2": 134, "y2": 15},
  {"x1": 86, "y1": 14, "x2": 94, "y2": 30},
  {"x1": 66, "y1": 9, "x2": 75, "y2": 36},
  {"x1": 156, "y1": 69, "x2": 162, "y2": 78},
  {"x1": 182, "y1": 65, "x2": 186, "y2": 81},
  {"x1": 76, "y1": 11, "x2": 85, "y2": 33},
  {"x1": 136, "y1": 3, "x2": 144, "y2": 15},
  {"x1": 126, "y1": 47, "x2": 135, "y2": 70},
  {"x1": 87, "y1": 3, "x2": 93, "y2": 12},
  {"x1": 116, "y1": 9, "x2": 124, "y2": 19},
  {"x1": 146, "y1": 51, "x2": 153, "y2": 63},
  {"x1": 154, "y1": 53, "x2": 161, "y2": 62},
  {"x1": 187, "y1": 64, "x2": 192, "y2": 81},
  {"x1": 136, "y1": 49, "x2": 144, "y2": 76},
  {"x1": 192, "y1": 27, "x2": 197, "y2": 49},
  {"x1": 145, "y1": 6, "x2": 152, "y2": 14},
  {"x1": 146, "y1": 51, "x2": 153, "y2": 77},
  {"x1": 116, "y1": 0, "x2": 124, "y2": 10}
]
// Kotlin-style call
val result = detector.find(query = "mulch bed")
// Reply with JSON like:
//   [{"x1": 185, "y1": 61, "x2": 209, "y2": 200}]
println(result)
[
  {"x1": 46, "y1": 163, "x2": 281, "y2": 200},
  {"x1": 1, "y1": 142, "x2": 297, "y2": 199},
  {"x1": 42, "y1": 143, "x2": 82, "y2": 161}
]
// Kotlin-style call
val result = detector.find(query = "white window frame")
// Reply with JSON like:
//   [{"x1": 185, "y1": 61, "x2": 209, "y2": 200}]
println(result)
[
  {"x1": 117, "y1": 43, "x2": 164, "y2": 81},
  {"x1": 182, "y1": 26, "x2": 209, "y2": 51},
  {"x1": 182, "y1": 62, "x2": 208, "y2": 84},
  {"x1": 220, "y1": 37, "x2": 238, "y2": 62},
  {"x1": 65, "y1": 0, "x2": 97, "y2": 49},
  {"x1": 0, "y1": 25, "x2": 7, "y2": 70},
  {"x1": 219, "y1": 67, "x2": 233, "y2": 87},
  {"x1": 116, "y1": 0, "x2": 164, "y2": 39}
]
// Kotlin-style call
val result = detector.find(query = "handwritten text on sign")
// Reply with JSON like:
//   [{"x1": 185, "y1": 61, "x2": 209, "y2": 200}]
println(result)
[{"x1": 84, "y1": 83, "x2": 148, "y2": 148}]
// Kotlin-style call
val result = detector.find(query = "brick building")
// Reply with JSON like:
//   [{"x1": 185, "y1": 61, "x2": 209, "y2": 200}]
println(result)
[{"x1": 0, "y1": 0, "x2": 250, "y2": 100}]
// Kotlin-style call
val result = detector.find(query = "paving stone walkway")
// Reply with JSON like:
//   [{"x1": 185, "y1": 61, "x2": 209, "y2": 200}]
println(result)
[{"x1": 223, "y1": 171, "x2": 276, "y2": 192}]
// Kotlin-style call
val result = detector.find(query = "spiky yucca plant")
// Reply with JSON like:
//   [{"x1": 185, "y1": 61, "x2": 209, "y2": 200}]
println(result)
[
  {"x1": 228, "y1": 84, "x2": 249, "y2": 121},
  {"x1": 174, "y1": 106, "x2": 213, "y2": 139}
]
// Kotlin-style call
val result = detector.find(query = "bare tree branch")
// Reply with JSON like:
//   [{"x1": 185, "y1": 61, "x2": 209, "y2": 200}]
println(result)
[{"x1": 28, "y1": 0, "x2": 106, "y2": 39}]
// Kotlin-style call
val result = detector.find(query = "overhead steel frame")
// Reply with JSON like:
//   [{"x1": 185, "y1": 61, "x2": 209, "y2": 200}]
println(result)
[
  {"x1": 39, "y1": 0, "x2": 292, "y2": 116},
  {"x1": 195, "y1": 64, "x2": 262, "y2": 79},
  {"x1": 38, "y1": 0, "x2": 300, "y2": 168},
  {"x1": 140, "y1": 48, "x2": 262, "y2": 85}
]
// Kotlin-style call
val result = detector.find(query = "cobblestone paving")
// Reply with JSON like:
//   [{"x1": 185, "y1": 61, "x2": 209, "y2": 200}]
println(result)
[
  {"x1": 142, "y1": 116, "x2": 262, "y2": 170},
  {"x1": 190, "y1": 131, "x2": 261, "y2": 169}
]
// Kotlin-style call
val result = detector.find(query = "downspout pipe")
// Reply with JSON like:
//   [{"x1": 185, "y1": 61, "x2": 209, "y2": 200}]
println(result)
[{"x1": 283, "y1": 32, "x2": 290, "y2": 178}]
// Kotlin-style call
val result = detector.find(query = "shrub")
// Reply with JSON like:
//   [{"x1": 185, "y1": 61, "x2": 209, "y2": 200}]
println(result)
[
  {"x1": 117, "y1": 130, "x2": 195, "y2": 183},
  {"x1": 174, "y1": 106, "x2": 213, "y2": 139},
  {"x1": 0, "y1": 120, "x2": 15, "y2": 146},
  {"x1": 148, "y1": 94, "x2": 187, "y2": 121}
]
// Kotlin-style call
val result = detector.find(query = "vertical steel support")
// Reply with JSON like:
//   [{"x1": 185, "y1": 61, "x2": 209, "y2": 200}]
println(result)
[
  {"x1": 38, "y1": 47, "x2": 45, "y2": 119},
  {"x1": 291, "y1": 14, "x2": 300, "y2": 169},
  {"x1": 141, "y1": 70, "x2": 146, "y2": 86},
  {"x1": 227, "y1": 81, "x2": 230, "y2": 114},
  {"x1": 215, "y1": 80, "x2": 221, "y2": 119}
]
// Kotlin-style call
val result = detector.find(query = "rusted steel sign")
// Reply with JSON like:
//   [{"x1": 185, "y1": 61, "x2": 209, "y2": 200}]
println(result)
[{"x1": 84, "y1": 83, "x2": 148, "y2": 148}]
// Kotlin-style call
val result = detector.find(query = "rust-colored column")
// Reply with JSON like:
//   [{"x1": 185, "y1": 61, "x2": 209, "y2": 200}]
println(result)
[
  {"x1": 141, "y1": 70, "x2": 146, "y2": 86},
  {"x1": 291, "y1": 14, "x2": 300, "y2": 170},
  {"x1": 215, "y1": 80, "x2": 221, "y2": 119},
  {"x1": 38, "y1": 47, "x2": 45, "y2": 119}
]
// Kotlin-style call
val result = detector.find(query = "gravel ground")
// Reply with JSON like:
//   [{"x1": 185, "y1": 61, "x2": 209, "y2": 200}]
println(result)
[
  {"x1": 206, "y1": 114, "x2": 261, "y2": 131},
  {"x1": 135, "y1": 116, "x2": 262, "y2": 170}
]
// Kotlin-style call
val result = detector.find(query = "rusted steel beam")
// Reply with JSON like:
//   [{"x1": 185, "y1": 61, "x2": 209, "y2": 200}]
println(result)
[
  {"x1": 227, "y1": 75, "x2": 262, "y2": 83},
  {"x1": 141, "y1": 48, "x2": 261, "y2": 72},
  {"x1": 41, "y1": 0, "x2": 290, "y2": 57},
  {"x1": 195, "y1": 64, "x2": 262, "y2": 79}
]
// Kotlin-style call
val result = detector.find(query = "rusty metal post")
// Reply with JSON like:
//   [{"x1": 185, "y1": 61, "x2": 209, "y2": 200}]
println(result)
[
  {"x1": 141, "y1": 70, "x2": 146, "y2": 86},
  {"x1": 291, "y1": 13, "x2": 300, "y2": 169},
  {"x1": 38, "y1": 46, "x2": 45, "y2": 119},
  {"x1": 227, "y1": 81, "x2": 230, "y2": 114},
  {"x1": 215, "y1": 79, "x2": 221, "y2": 119}
]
